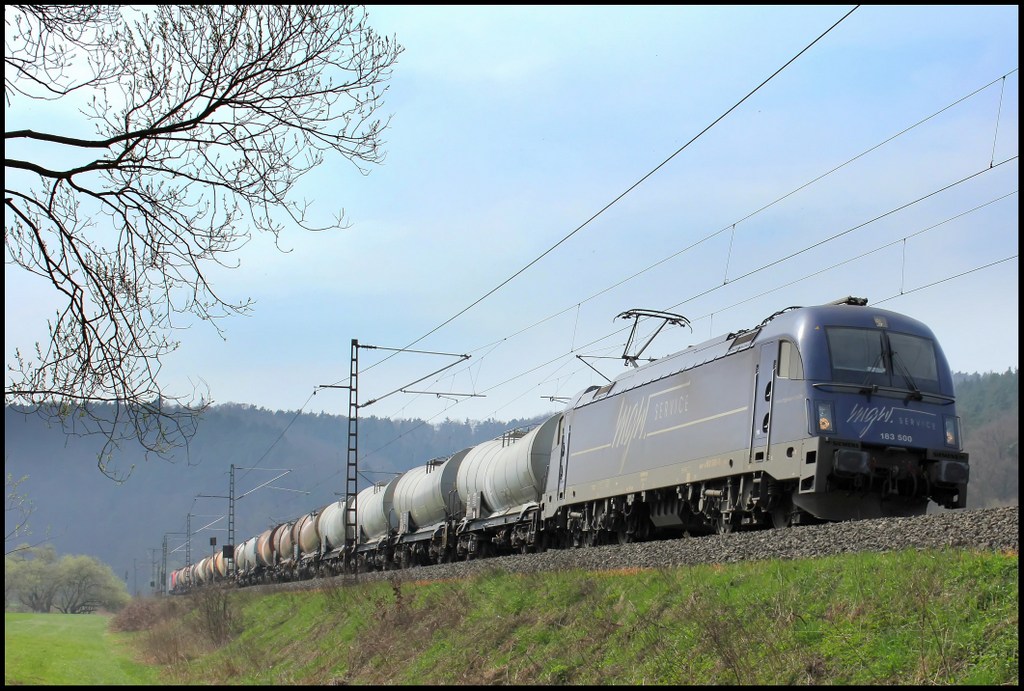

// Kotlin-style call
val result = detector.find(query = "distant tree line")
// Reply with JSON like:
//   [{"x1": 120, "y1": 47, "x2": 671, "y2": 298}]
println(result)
[
  {"x1": 954, "y1": 368, "x2": 1018, "y2": 509},
  {"x1": 5, "y1": 546, "x2": 130, "y2": 614}
]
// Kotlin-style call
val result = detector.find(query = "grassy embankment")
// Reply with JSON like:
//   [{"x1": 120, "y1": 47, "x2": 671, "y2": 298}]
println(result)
[{"x1": 7, "y1": 547, "x2": 1019, "y2": 685}]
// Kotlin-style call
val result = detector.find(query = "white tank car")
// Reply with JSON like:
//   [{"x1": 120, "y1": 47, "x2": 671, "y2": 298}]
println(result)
[
  {"x1": 456, "y1": 415, "x2": 560, "y2": 519},
  {"x1": 275, "y1": 521, "x2": 296, "y2": 565},
  {"x1": 294, "y1": 510, "x2": 321, "y2": 559},
  {"x1": 256, "y1": 523, "x2": 288, "y2": 568},
  {"x1": 392, "y1": 455, "x2": 463, "y2": 533},
  {"x1": 194, "y1": 557, "x2": 212, "y2": 584},
  {"x1": 235, "y1": 536, "x2": 258, "y2": 575},
  {"x1": 356, "y1": 476, "x2": 400, "y2": 541},
  {"x1": 317, "y1": 498, "x2": 354, "y2": 553}
]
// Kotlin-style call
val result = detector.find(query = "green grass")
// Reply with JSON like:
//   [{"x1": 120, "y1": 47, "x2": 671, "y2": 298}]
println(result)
[
  {"x1": 6, "y1": 547, "x2": 1019, "y2": 685},
  {"x1": 4, "y1": 612, "x2": 165, "y2": 685}
]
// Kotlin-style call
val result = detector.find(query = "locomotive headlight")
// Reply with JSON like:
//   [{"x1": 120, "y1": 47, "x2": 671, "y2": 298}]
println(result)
[
  {"x1": 816, "y1": 401, "x2": 835, "y2": 434},
  {"x1": 943, "y1": 416, "x2": 962, "y2": 448}
]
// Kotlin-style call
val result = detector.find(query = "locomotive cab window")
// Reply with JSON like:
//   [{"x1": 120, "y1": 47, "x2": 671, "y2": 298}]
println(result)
[
  {"x1": 887, "y1": 332, "x2": 940, "y2": 392},
  {"x1": 777, "y1": 340, "x2": 804, "y2": 379},
  {"x1": 825, "y1": 327, "x2": 941, "y2": 393}
]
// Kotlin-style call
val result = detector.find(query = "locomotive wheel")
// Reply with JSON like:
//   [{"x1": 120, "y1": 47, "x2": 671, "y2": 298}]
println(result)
[{"x1": 771, "y1": 502, "x2": 793, "y2": 529}]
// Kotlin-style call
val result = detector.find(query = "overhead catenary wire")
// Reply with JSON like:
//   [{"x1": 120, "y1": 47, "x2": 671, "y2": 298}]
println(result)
[
  {"x1": 333, "y1": 161, "x2": 1018, "y2": 466},
  {"x1": 318, "y1": 5, "x2": 862, "y2": 392},
  {"x1": 470, "y1": 72, "x2": 1019, "y2": 360},
  {"x1": 403, "y1": 183, "x2": 1018, "y2": 428},
  {"x1": 365, "y1": 67, "x2": 1017, "y2": 422}
]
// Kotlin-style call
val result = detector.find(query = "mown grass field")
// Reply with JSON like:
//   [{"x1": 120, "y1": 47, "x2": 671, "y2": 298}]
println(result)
[
  {"x1": 4, "y1": 612, "x2": 165, "y2": 685},
  {"x1": 6, "y1": 548, "x2": 1019, "y2": 685}
]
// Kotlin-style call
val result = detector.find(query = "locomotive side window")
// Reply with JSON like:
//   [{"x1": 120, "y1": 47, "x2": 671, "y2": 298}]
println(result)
[{"x1": 777, "y1": 340, "x2": 804, "y2": 379}]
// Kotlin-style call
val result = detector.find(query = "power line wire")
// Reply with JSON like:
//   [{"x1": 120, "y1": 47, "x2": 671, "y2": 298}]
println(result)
[{"x1": 328, "y1": 6, "x2": 861, "y2": 387}]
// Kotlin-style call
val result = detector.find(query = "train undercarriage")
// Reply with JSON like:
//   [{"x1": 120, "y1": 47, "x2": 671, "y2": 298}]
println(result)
[{"x1": 217, "y1": 447, "x2": 967, "y2": 587}]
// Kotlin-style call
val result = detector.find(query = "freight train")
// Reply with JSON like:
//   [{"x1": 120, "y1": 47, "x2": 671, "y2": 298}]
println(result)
[{"x1": 170, "y1": 296, "x2": 970, "y2": 591}]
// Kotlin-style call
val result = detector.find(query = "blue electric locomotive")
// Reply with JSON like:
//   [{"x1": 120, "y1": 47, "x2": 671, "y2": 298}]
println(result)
[{"x1": 533, "y1": 296, "x2": 969, "y2": 548}]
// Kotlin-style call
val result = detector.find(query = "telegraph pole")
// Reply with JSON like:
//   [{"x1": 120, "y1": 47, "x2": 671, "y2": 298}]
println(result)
[
  {"x1": 195, "y1": 464, "x2": 237, "y2": 575},
  {"x1": 161, "y1": 532, "x2": 186, "y2": 594},
  {"x1": 149, "y1": 549, "x2": 159, "y2": 595},
  {"x1": 319, "y1": 340, "x2": 360, "y2": 573},
  {"x1": 195, "y1": 465, "x2": 303, "y2": 578},
  {"x1": 346, "y1": 339, "x2": 359, "y2": 573}
]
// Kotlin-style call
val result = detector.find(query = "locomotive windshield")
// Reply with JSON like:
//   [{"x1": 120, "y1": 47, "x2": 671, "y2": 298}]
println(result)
[{"x1": 825, "y1": 327, "x2": 941, "y2": 394}]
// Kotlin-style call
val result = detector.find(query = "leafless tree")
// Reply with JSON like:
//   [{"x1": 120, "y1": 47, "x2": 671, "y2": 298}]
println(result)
[
  {"x1": 5, "y1": 472, "x2": 35, "y2": 555},
  {"x1": 5, "y1": 6, "x2": 403, "y2": 479}
]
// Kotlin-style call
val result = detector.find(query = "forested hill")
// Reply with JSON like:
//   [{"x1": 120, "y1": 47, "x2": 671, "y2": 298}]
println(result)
[
  {"x1": 4, "y1": 370, "x2": 1017, "y2": 593},
  {"x1": 4, "y1": 404, "x2": 552, "y2": 590},
  {"x1": 952, "y1": 368, "x2": 1019, "y2": 509}
]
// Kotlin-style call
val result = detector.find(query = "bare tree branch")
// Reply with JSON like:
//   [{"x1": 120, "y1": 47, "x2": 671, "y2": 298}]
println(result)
[
  {"x1": 5, "y1": 5, "x2": 403, "y2": 478},
  {"x1": 5, "y1": 472, "x2": 36, "y2": 554}
]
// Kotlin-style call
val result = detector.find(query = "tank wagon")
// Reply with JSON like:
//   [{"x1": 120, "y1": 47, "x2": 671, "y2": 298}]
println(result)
[{"x1": 172, "y1": 297, "x2": 968, "y2": 591}]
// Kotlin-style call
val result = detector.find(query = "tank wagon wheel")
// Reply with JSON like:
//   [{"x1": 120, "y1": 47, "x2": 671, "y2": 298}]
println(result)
[
  {"x1": 464, "y1": 538, "x2": 488, "y2": 561},
  {"x1": 716, "y1": 513, "x2": 738, "y2": 535}
]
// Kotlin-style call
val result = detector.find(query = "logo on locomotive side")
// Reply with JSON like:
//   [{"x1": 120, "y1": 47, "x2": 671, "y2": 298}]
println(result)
[
  {"x1": 612, "y1": 396, "x2": 650, "y2": 447},
  {"x1": 613, "y1": 384, "x2": 692, "y2": 448},
  {"x1": 652, "y1": 393, "x2": 689, "y2": 421}
]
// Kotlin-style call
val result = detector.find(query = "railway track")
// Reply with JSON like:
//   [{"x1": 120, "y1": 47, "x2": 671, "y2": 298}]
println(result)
[{"x1": 251, "y1": 505, "x2": 1018, "y2": 592}]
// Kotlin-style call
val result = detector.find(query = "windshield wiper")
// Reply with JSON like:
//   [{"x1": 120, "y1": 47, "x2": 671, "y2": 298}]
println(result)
[
  {"x1": 890, "y1": 351, "x2": 924, "y2": 401},
  {"x1": 812, "y1": 382, "x2": 954, "y2": 404},
  {"x1": 858, "y1": 350, "x2": 886, "y2": 395}
]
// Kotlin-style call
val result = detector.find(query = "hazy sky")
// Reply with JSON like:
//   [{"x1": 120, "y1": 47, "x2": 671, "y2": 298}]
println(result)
[{"x1": 5, "y1": 5, "x2": 1019, "y2": 426}]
